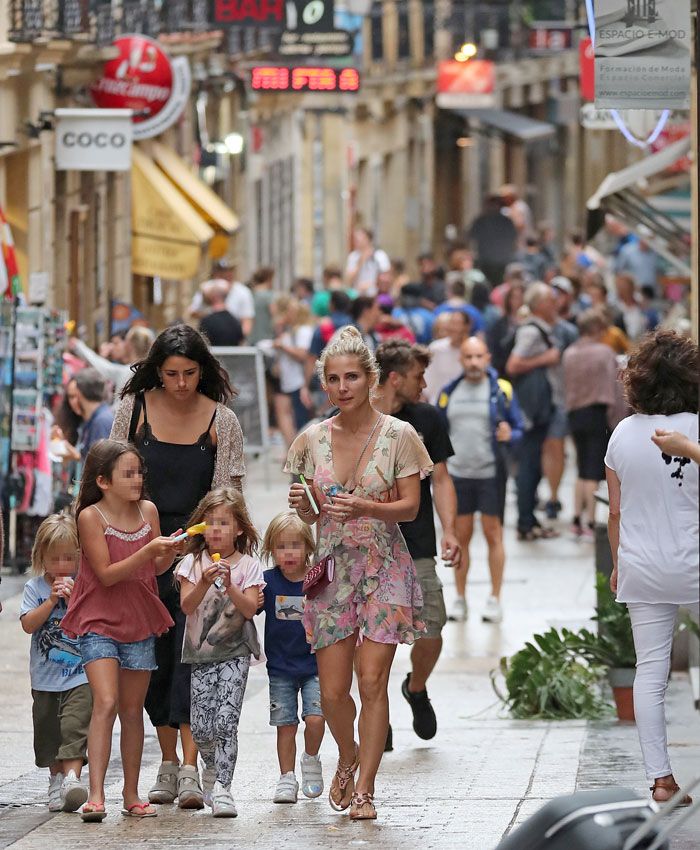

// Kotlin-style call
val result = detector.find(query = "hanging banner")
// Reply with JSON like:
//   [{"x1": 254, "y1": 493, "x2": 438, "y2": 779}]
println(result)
[
  {"x1": 90, "y1": 35, "x2": 191, "y2": 140},
  {"x1": 593, "y1": 0, "x2": 691, "y2": 110}
]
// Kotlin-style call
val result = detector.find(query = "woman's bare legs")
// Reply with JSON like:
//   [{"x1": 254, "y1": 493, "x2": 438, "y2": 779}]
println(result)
[
  {"x1": 84, "y1": 659, "x2": 120, "y2": 805},
  {"x1": 355, "y1": 638, "x2": 397, "y2": 796},
  {"x1": 273, "y1": 393, "x2": 297, "y2": 450},
  {"x1": 315, "y1": 633, "x2": 357, "y2": 765}
]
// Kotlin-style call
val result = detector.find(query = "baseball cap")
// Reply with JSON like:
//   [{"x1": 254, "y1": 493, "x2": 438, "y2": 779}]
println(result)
[{"x1": 551, "y1": 276, "x2": 573, "y2": 295}]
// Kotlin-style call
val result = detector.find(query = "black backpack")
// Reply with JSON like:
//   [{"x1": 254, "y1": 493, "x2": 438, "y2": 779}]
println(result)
[{"x1": 511, "y1": 323, "x2": 555, "y2": 428}]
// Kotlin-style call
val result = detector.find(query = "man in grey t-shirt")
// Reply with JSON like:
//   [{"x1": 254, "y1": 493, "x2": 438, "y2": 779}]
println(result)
[{"x1": 443, "y1": 338, "x2": 523, "y2": 624}]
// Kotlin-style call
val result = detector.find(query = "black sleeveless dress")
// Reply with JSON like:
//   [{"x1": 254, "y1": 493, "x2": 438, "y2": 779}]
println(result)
[{"x1": 130, "y1": 393, "x2": 217, "y2": 728}]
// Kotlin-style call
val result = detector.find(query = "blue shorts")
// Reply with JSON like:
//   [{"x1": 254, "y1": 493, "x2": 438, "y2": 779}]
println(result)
[
  {"x1": 269, "y1": 674, "x2": 322, "y2": 727},
  {"x1": 78, "y1": 633, "x2": 157, "y2": 671}
]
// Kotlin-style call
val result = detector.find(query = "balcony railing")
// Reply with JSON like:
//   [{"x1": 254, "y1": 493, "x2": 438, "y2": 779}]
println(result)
[{"x1": 8, "y1": 0, "x2": 214, "y2": 45}]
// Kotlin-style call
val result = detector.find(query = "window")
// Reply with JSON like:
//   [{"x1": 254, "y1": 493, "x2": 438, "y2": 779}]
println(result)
[
  {"x1": 423, "y1": 2, "x2": 434, "y2": 59},
  {"x1": 370, "y1": 1, "x2": 383, "y2": 62},
  {"x1": 396, "y1": 0, "x2": 410, "y2": 60}
]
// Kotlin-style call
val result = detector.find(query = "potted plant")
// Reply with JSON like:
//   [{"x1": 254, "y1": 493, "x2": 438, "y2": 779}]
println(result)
[{"x1": 580, "y1": 572, "x2": 637, "y2": 721}]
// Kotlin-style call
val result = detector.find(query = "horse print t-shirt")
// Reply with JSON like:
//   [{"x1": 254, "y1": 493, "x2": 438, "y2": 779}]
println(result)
[
  {"x1": 177, "y1": 553, "x2": 265, "y2": 664},
  {"x1": 20, "y1": 576, "x2": 88, "y2": 692}
]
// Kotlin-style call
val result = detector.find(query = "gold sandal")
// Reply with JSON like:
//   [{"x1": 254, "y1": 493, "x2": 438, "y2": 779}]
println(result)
[
  {"x1": 329, "y1": 744, "x2": 359, "y2": 811},
  {"x1": 350, "y1": 792, "x2": 376, "y2": 820},
  {"x1": 650, "y1": 777, "x2": 693, "y2": 807}
]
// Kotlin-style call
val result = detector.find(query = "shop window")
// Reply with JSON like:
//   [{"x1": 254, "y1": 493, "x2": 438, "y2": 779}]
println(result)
[
  {"x1": 423, "y1": 3, "x2": 434, "y2": 59},
  {"x1": 370, "y1": 1, "x2": 383, "y2": 62},
  {"x1": 396, "y1": 0, "x2": 410, "y2": 60}
]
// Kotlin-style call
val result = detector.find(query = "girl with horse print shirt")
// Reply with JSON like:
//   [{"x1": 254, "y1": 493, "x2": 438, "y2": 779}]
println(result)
[{"x1": 176, "y1": 489, "x2": 265, "y2": 818}]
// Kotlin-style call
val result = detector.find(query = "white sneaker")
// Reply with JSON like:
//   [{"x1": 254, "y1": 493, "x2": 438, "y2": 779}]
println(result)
[
  {"x1": 60, "y1": 769, "x2": 88, "y2": 812},
  {"x1": 300, "y1": 753, "x2": 323, "y2": 798},
  {"x1": 448, "y1": 597, "x2": 468, "y2": 622},
  {"x1": 211, "y1": 781, "x2": 237, "y2": 818},
  {"x1": 177, "y1": 765, "x2": 204, "y2": 809},
  {"x1": 482, "y1": 595, "x2": 503, "y2": 624},
  {"x1": 149, "y1": 760, "x2": 178, "y2": 804},
  {"x1": 201, "y1": 767, "x2": 216, "y2": 808},
  {"x1": 273, "y1": 772, "x2": 299, "y2": 803},
  {"x1": 48, "y1": 772, "x2": 64, "y2": 812}
]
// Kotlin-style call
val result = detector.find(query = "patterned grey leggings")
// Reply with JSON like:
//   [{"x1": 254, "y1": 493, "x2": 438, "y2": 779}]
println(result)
[{"x1": 190, "y1": 657, "x2": 251, "y2": 787}]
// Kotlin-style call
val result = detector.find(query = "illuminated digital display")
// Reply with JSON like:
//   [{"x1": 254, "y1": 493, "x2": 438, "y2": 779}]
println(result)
[{"x1": 250, "y1": 66, "x2": 360, "y2": 93}]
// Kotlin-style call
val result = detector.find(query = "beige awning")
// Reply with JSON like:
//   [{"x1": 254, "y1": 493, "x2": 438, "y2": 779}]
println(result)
[
  {"x1": 131, "y1": 147, "x2": 214, "y2": 280},
  {"x1": 149, "y1": 141, "x2": 238, "y2": 258}
]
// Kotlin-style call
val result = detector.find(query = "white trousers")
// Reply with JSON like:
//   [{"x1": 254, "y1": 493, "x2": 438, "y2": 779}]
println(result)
[{"x1": 627, "y1": 601, "x2": 698, "y2": 780}]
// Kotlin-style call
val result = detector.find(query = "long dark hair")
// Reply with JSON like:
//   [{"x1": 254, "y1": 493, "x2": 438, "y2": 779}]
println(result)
[
  {"x1": 122, "y1": 324, "x2": 236, "y2": 402},
  {"x1": 75, "y1": 439, "x2": 145, "y2": 518},
  {"x1": 624, "y1": 330, "x2": 698, "y2": 415}
]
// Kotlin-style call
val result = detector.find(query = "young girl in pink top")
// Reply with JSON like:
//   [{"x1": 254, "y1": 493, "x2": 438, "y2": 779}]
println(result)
[{"x1": 62, "y1": 439, "x2": 181, "y2": 822}]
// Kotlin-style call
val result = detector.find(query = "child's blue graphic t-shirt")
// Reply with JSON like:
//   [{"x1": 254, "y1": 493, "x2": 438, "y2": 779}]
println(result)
[
  {"x1": 263, "y1": 568, "x2": 317, "y2": 679},
  {"x1": 20, "y1": 576, "x2": 88, "y2": 692}
]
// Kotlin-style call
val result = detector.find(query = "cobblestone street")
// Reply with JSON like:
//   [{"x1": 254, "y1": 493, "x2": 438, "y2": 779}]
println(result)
[{"x1": 1, "y1": 457, "x2": 698, "y2": 848}]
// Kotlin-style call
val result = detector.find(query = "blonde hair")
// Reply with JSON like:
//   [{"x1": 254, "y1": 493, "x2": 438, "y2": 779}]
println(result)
[
  {"x1": 31, "y1": 512, "x2": 79, "y2": 576},
  {"x1": 262, "y1": 511, "x2": 316, "y2": 567},
  {"x1": 186, "y1": 488, "x2": 260, "y2": 558},
  {"x1": 316, "y1": 325, "x2": 379, "y2": 386}
]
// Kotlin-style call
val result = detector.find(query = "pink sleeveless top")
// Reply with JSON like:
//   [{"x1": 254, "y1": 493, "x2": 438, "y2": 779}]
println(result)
[{"x1": 62, "y1": 503, "x2": 174, "y2": 643}]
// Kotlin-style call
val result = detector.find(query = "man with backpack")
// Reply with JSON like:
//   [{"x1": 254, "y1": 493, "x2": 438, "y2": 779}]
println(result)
[{"x1": 506, "y1": 283, "x2": 562, "y2": 540}]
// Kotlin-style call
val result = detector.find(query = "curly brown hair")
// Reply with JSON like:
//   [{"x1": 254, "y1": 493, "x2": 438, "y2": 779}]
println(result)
[{"x1": 623, "y1": 330, "x2": 698, "y2": 415}]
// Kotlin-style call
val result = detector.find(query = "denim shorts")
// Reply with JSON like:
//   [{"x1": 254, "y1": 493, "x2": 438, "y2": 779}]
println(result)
[
  {"x1": 269, "y1": 674, "x2": 323, "y2": 726},
  {"x1": 78, "y1": 633, "x2": 157, "y2": 671}
]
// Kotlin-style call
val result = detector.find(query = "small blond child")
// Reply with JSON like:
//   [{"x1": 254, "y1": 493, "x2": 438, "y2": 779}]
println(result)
[
  {"x1": 261, "y1": 511, "x2": 324, "y2": 804},
  {"x1": 20, "y1": 512, "x2": 92, "y2": 813}
]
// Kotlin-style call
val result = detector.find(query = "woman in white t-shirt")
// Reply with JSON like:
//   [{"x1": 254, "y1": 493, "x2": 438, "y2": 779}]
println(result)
[
  {"x1": 271, "y1": 295, "x2": 315, "y2": 448},
  {"x1": 605, "y1": 330, "x2": 698, "y2": 806}
]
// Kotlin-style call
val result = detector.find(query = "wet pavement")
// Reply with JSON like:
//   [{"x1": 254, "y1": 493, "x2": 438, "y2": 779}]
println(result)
[{"x1": 1, "y1": 453, "x2": 698, "y2": 848}]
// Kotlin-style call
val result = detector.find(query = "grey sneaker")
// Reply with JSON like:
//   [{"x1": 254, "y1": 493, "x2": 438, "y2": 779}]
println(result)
[
  {"x1": 448, "y1": 597, "x2": 467, "y2": 622},
  {"x1": 482, "y1": 595, "x2": 503, "y2": 624},
  {"x1": 60, "y1": 769, "x2": 88, "y2": 812},
  {"x1": 201, "y1": 767, "x2": 216, "y2": 808},
  {"x1": 211, "y1": 781, "x2": 237, "y2": 818},
  {"x1": 300, "y1": 753, "x2": 323, "y2": 798},
  {"x1": 177, "y1": 765, "x2": 204, "y2": 810},
  {"x1": 148, "y1": 760, "x2": 179, "y2": 804},
  {"x1": 48, "y1": 773, "x2": 64, "y2": 812},
  {"x1": 273, "y1": 772, "x2": 299, "y2": 803}
]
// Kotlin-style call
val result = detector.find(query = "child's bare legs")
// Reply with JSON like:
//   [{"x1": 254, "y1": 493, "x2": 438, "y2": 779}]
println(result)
[
  {"x1": 179, "y1": 724, "x2": 198, "y2": 767},
  {"x1": 118, "y1": 669, "x2": 152, "y2": 809},
  {"x1": 55, "y1": 758, "x2": 84, "y2": 778},
  {"x1": 155, "y1": 725, "x2": 179, "y2": 764},
  {"x1": 276, "y1": 725, "x2": 298, "y2": 774},
  {"x1": 84, "y1": 658, "x2": 120, "y2": 804},
  {"x1": 303, "y1": 715, "x2": 324, "y2": 757}
]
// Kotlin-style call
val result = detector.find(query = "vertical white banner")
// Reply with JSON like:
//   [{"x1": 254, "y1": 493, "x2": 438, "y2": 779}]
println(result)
[{"x1": 594, "y1": 0, "x2": 691, "y2": 109}]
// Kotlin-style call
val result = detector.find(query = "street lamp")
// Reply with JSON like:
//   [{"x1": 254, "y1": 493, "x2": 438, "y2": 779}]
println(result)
[{"x1": 454, "y1": 41, "x2": 478, "y2": 62}]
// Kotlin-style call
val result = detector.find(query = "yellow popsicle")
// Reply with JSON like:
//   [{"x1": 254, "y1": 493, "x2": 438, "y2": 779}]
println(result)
[
  {"x1": 212, "y1": 553, "x2": 221, "y2": 562},
  {"x1": 187, "y1": 522, "x2": 207, "y2": 536}
]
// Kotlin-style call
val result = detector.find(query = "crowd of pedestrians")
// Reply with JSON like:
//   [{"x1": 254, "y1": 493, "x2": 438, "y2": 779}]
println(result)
[{"x1": 8, "y1": 191, "x2": 698, "y2": 825}]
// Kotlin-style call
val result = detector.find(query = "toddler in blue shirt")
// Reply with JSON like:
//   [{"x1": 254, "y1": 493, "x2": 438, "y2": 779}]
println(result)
[{"x1": 261, "y1": 511, "x2": 325, "y2": 804}]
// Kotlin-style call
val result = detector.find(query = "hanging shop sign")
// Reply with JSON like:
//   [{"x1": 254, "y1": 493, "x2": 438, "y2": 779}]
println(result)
[
  {"x1": 250, "y1": 66, "x2": 360, "y2": 92},
  {"x1": 593, "y1": 0, "x2": 691, "y2": 110},
  {"x1": 90, "y1": 35, "x2": 191, "y2": 140},
  {"x1": 287, "y1": 0, "x2": 335, "y2": 31},
  {"x1": 209, "y1": 0, "x2": 286, "y2": 28},
  {"x1": 276, "y1": 28, "x2": 353, "y2": 59},
  {"x1": 54, "y1": 109, "x2": 133, "y2": 171},
  {"x1": 435, "y1": 61, "x2": 495, "y2": 109}
]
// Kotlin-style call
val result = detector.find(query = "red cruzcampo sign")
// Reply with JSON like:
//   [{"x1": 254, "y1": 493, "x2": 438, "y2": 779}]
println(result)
[
  {"x1": 210, "y1": 0, "x2": 285, "y2": 27},
  {"x1": 251, "y1": 66, "x2": 360, "y2": 92},
  {"x1": 90, "y1": 35, "x2": 191, "y2": 140}
]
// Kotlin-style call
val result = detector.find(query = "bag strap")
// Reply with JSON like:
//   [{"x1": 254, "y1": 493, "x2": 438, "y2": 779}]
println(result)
[
  {"x1": 345, "y1": 414, "x2": 384, "y2": 492},
  {"x1": 523, "y1": 321, "x2": 554, "y2": 348},
  {"x1": 128, "y1": 393, "x2": 144, "y2": 442}
]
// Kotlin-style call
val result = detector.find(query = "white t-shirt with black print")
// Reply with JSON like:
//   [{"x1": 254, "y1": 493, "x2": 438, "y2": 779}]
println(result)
[{"x1": 605, "y1": 412, "x2": 698, "y2": 605}]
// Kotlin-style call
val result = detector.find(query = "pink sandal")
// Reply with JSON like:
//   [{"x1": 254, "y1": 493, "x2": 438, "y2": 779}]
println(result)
[
  {"x1": 81, "y1": 801, "x2": 107, "y2": 822},
  {"x1": 121, "y1": 802, "x2": 157, "y2": 818}
]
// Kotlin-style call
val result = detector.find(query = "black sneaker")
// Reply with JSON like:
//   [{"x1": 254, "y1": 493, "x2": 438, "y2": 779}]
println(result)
[
  {"x1": 401, "y1": 674, "x2": 437, "y2": 740},
  {"x1": 384, "y1": 722, "x2": 393, "y2": 752},
  {"x1": 545, "y1": 500, "x2": 560, "y2": 519}
]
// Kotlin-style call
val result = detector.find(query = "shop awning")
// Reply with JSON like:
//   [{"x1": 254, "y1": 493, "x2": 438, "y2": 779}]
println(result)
[
  {"x1": 449, "y1": 108, "x2": 556, "y2": 142},
  {"x1": 149, "y1": 141, "x2": 238, "y2": 258},
  {"x1": 131, "y1": 146, "x2": 215, "y2": 281},
  {"x1": 587, "y1": 136, "x2": 691, "y2": 210},
  {"x1": 586, "y1": 136, "x2": 691, "y2": 276}
]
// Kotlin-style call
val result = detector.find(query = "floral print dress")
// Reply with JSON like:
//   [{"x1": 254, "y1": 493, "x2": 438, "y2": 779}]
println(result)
[{"x1": 284, "y1": 414, "x2": 433, "y2": 651}]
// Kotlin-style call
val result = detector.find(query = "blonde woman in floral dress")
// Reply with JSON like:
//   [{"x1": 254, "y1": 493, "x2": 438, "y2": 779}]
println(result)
[{"x1": 286, "y1": 326, "x2": 431, "y2": 820}]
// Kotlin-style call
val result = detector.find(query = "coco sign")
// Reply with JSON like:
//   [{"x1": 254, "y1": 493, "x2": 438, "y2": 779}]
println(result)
[
  {"x1": 90, "y1": 35, "x2": 191, "y2": 140},
  {"x1": 54, "y1": 108, "x2": 133, "y2": 171}
]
